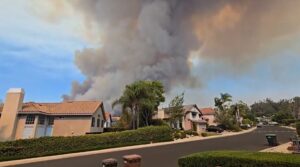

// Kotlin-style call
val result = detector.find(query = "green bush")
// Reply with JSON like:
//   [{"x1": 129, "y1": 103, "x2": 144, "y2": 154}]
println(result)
[
  {"x1": 201, "y1": 132, "x2": 208, "y2": 137},
  {"x1": 185, "y1": 130, "x2": 198, "y2": 136},
  {"x1": 173, "y1": 130, "x2": 187, "y2": 139},
  {"x1": 283, "y1": 119, "x2": 297, "y2": 126},
  {"x1": 150, "y1": 119, "x2": 169, "y2": 126},
  {"x1": 242, "y1": 118, "x2": 252, "y2": 125},
  {"x1": 0, "y1": 126, "x2": 172, "y2": 161},
  {"x1": 296, "y1": 121, "x2": 300, "y2": 135},
  {"x1": 201, "y1": 132, "x2": 219, "y2": 137},
  {"x1": 178, "y1": 151, "x2": 300, "y2": 167}
]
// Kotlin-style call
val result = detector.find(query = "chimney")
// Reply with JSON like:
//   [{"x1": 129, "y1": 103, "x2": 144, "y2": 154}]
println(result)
[{"x1": 0, "y1": 88, "x2": 24, "y2": 141}]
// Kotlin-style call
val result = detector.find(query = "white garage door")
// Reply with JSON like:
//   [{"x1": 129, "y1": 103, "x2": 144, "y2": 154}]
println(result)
[
  {"x1": 45, "y1": 125, "x2": 53, "y2": 136},
  {"x1": 22, "y1": 125, "x2": 34, "y2": 139},
  {"x1": 36, "y1": 126, "x2": 46, "y2": 138}
]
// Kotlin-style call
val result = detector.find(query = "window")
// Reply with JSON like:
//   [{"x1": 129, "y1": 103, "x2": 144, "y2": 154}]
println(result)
[
  {"x1": 191, "y1": 112, "x2": 197, "y2": 118},
  {"x1": 97, "y1": 119, "x2": 100, "y2": 127},
  {"x1": 25, "y1": 115, "x2": 35, "y2": 124},
  {"x1": 38, "y1": 115, "x2": 45, "y2": 125},
  {"x1": 48, "y1": 117, "x2": 54, "y2": 125},
  {"x1": 101, "y1": 120, "x2": 104, "y2": 128},
  {"x1": 91, "y1": 117, "x2": 95, "y2": 127}
]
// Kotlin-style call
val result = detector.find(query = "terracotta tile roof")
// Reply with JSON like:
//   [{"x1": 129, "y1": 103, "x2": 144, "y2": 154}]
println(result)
[
  {"x1": 0, "y1": 101, "x2": 102, "y2": 115},
  {"x1": 200, "y1": 107, "x2": 215, "y2": 115},
  {"x1": 112, "y1": 116, "x2": 120, "y2": 121},
  {"x1": 104, "y1": 112, "x2": 112, "y2": 121}
]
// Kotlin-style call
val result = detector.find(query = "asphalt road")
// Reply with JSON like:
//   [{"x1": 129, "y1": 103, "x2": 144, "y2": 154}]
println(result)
[{"x1": 14, "y1": 126, "x2": 295, "y2": 167}]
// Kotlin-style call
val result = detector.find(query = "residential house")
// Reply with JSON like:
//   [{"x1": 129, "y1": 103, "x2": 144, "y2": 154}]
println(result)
[
  {"x1": 153, "y1": 104, "x2": 207, "y2": 133},
  {"x1": 200, "y1": 108, "x2": 216, "y2": 125},
  {"x1": 0, "y1": 88, "x2": 106, "y2": 141},
  {"x1": 104, "y1": 112, "x2": 112, "y2": 128}
]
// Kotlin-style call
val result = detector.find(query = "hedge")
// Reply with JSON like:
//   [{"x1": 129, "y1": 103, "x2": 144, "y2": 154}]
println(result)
[
  {"x1": 0, "y1": 126, "x2": 172, "y2": 161},
  {"x1": 178, "y1": 151, "x2": 300, "y2": 167},
  {"x1": 283, "y1": 119, "x2": 297, "y2": 126}
]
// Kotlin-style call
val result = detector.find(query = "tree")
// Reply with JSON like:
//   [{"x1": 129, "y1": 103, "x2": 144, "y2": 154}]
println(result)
[
  {"x1": 292, "y1": 97, "x2": 300, "y2": 119},
  {"x1": 214, "y1": 93, "x2": 232, "y2": 111},
  {"x1": 165, "y1": 93, "x2": 184, "y2": 128},
  {"x1": 114, "y1": 109, "x2": 132, "y2": 129},
  {"x1": 112, "y1": 80, "x2": 165, "y2": 129},
  {"x1": 272, "y1": 111, "x2": 293, "y2": 123},
  {"x1": 214, "y1": 93, "x2": 241, "y2": 131}
]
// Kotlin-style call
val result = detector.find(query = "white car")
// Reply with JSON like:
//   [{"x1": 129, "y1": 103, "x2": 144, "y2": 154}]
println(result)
[
  {"x1": 257, "y1": 122, "x2": 264, "y2": 127},
  {"x1": 269, "y1": 121, "x2": 279, "y2": 126}
]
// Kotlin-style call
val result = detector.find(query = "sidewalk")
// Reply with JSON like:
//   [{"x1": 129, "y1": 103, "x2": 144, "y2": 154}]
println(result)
[
  {"x1": 260, "y1": 142, "x2": 292, "y2": 153},
  {"x1": 0, "y1": 127, "x2": 256, "y2": 167},
  {"x1": 281, "y1": 126, "x2": 296, "y2": 130}
]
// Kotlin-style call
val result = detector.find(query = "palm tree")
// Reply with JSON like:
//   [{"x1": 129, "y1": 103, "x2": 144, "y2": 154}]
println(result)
[
  {"x1": 112, "y1": 84, "x2": 139, "y2": 129},
  {"x1": 112, "y1": 80, "x2": 165, "y2": 129},
  {"x1": 214, "y1": 93, "x2": 232, "y2": 111}
]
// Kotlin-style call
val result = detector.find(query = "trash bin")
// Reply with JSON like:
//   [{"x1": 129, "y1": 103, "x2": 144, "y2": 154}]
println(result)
[
  {"x1": 266, "y1": 134, "x2": 278, "y2": 146},
  {"x1": 102, "y1": 158, "x2": 118, "y2": 167},
  {"x1": 123, "y1": 154, "x2": 141, "y2": 167}
]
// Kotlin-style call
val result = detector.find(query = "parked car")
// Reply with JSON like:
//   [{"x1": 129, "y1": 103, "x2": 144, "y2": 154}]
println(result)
[
  {"x1": 269, "y1": 121, "x2": 279, "y2": 126},
  {"x1": 240, "y1": 124, "x2": 251, "y2": 129},
  {"x1": 257, "y1": 122, "x2": 264, "y2": 128},
  {"x1": 206, "y1": 125, "x2": 224, "y2": 133}
]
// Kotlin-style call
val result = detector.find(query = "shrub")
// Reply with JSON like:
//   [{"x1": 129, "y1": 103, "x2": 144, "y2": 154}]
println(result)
[
  {"x1": 150, "y1": 119, "x2": 169, "y2": 126},
  {"x1": 201, "y1": 132, "x2": 219, "y2": 137},
  {"x1": 0, "y1": 126, "x2": 172, "y2": 161},
  {"x1": 201, "y1": 132, "x2": 208, "y2": 137},
  {"x1": 173, "y1": 130, "x2": 187, "y2": 139},
  {"x1": 185, "y1": 130, "x2": 198, "y2": 136},
  {"x1": 296, "y1": 121, "x2": 300, "y2": 136},
  {"x1": 283, "y1": 119, "x2": 297, "y2": 126},
  {"x1": 242, "y1": 118, "x2": 252, "y2": 125},
  {"x1": 178, "y1": 151, "x2": 300, "y2": 167}
]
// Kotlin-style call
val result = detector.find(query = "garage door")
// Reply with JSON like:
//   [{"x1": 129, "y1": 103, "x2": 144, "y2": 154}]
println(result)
[
  {"x1": 36, "y1": 126, "x2": 46, "y2": 138},
  {"x1": 45, "y1": 125, "x2": 53, "y2": 136},
  {"x1": 22, "y1": 125, "x2": 34, "y2": 139}
]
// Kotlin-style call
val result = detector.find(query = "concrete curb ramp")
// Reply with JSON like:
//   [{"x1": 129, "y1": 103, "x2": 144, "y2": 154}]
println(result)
[
  {"x1": 0, "y1": 127, "x2": 256, "y2": 167},
  {"x1": 260, "y1": 142, "x2": 292, "y2": 153}
]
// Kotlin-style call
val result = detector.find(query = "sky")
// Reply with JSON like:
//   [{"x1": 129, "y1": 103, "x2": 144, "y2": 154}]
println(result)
[{"x1": 1, "y1": 0, "x2": 300, "y2": 110}]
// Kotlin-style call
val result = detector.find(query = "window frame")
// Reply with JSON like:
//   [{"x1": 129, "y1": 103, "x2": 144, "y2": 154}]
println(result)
[
  {"x1": 48, "y1": 117, "x2": 54, "y2": 125},
  {"x1": 91, "y1": 117, "x2": 95, "y2": 127},
  {"x1": 25, "y1": 115, "x2": 35, "y2": 125},
  {"x1": 38, "y1": 115, "x2": 45, "y2": 125},
  {"x1": 97, "y1": 118, "x2": 100, "y2": 127}
]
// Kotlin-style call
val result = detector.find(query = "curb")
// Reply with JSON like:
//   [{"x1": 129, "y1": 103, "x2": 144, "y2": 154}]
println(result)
[
  {"x1": 0, "y1": 127, "x2": 256, "y2": 167},
  {"x1": 260, "y1": 142, "x2": 292, "y2": 153},
  {"x1": 281, "y1": 126, "x2": 296, "y2": 130}
]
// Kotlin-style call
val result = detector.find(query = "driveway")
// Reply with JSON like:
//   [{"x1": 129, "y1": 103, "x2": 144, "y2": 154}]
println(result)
[{"x1": 9, "y1": 126, "x2": 296, "y2": 167}]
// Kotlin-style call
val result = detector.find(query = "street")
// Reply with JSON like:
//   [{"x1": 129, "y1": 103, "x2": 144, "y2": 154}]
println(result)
[{"x1": 13, "y1": 126, "x2": 296, "y2": 167}]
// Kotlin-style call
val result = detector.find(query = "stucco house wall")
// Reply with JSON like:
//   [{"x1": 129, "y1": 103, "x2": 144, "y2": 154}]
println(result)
[
  {"x1": 14, "y1": 115, "x2": 26, "y2": 139},
  {"x1": 204, "y1": 115, "x2": 216, "y2": 125},
  {"x1": 52, "y1": 116, "x2": 92, "y2": 136}
]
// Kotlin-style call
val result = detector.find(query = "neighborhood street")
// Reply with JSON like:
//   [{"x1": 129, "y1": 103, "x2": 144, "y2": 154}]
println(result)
[{"x1": 13, "y1": 126, "x2": 295, "y2": 167}]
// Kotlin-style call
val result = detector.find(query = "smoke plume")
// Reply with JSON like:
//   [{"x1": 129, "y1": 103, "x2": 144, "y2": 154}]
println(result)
[{"x1": 40, "y1": 0, "x2": 300, "y2": 104}]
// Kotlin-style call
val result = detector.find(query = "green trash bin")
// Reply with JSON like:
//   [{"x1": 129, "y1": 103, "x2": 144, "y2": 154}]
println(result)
[{"x1": 266, "y1": 134, "x2": 278, "y2": 146}]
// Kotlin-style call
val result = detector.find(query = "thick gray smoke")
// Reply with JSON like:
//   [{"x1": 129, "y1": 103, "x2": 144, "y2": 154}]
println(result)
[
  {"x1": 63, "y1": 0, "x2": 201, "y2": 102},
  {"x1": 40, "y1": 0, "x2": 300, "y2": 105}
]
